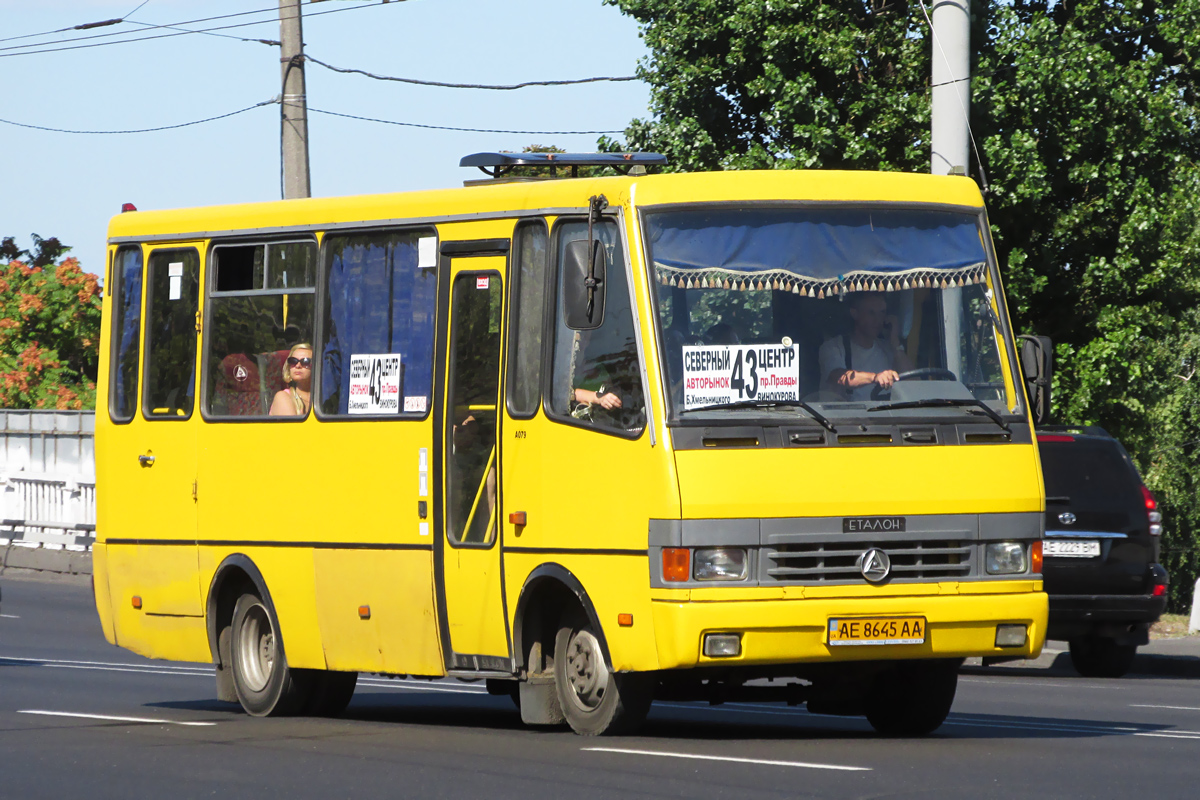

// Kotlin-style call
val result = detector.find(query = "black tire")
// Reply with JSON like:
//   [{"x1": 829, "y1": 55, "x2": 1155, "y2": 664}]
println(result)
[
  {"x1": 553, "y1": 614, "x2": 653, "y2": 736},
  {"x1": 230, "y1": 592, "x2": 312, "y2": 717},
  {"x1": 302, "y1": 671, "x2": 358, "y2": 716},
  {"x1": 1069, "y1": 637, "x2": 1137, "y2": 678},
  {"x1": 865, "y1": 659, "x2": 960, "y2": 737}
]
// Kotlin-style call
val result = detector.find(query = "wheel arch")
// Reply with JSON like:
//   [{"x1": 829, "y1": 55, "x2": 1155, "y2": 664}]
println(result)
[
  {"x1": 205, "y1": 554, "x2": 279, "y2": 667},
  {"x1": 512, "y1": 563, "x2": 612, "y2": 671}
]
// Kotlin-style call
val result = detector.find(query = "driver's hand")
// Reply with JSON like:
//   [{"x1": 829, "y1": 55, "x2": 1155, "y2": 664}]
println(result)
[
  {"x1": 595, "y1": 390, "x2": 622, "y2": 410},
  {"x1": 875, "y1": 370, "x2": 899, "y2": 389}
]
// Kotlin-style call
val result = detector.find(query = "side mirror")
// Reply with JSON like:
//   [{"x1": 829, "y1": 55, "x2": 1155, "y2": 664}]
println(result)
[
  {"x1": 1018, "y1": 335, "x2": 1053, "y2": 426},
  {"x1": 563, "y1": 238, "x2": 606, "y2": 330}
]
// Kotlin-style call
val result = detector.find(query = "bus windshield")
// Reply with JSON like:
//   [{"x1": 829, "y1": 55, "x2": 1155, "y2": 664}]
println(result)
[{"x1": 645, "y1": 206, "x2": 1021, "y2": 423}]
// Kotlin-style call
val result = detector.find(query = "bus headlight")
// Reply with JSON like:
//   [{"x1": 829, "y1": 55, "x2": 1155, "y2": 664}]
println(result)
[
  {"x1": 985, "y1": 542, "x2": 1028, "y2": 575},
  {"x1": 693, "y1": 547, "x2": 748, "y2": 581}
]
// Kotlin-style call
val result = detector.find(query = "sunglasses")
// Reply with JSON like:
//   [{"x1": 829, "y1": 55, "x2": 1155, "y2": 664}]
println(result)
[{"x1": 287, "y1": 356, "x2": 312, "y2": 368}]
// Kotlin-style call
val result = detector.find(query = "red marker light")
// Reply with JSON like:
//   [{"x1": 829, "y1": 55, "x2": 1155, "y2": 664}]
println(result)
[
  {"x1": 121, "y1": 202, "x2": 137, "y2": 213},
  {"x1": 1140, "y1": 486, "x2": 1157, "y2": 511},
  {"x1": 1037, "y1": 434, "x2": 1075, "y2": 443}
]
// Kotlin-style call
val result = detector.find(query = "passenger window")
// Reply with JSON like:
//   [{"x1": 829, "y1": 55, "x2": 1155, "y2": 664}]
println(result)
[
  {"x1": 507, "y1": 220, "x2": 549, "y2": 417},
  {"x1": 143, "y1": 248, "x2": 200, "y2": 418},
  {"x1": 110, "y1": 246, "x2": 143, "y2": 422},
  {"x1": 205, "y1": 241, "x2": 317, "y2": 418},
  {"x1": 319, "y1": 230, "x2": 437, "y2": 417},
  {"x1": 548, "y1": 220, "x2": 645, "y2": 436}
]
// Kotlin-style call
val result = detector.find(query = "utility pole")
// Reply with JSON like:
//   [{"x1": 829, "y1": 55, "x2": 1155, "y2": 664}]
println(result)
[
  {"x1": 930, "y1": 0, "x2": 971, "y2": 177},
  {"x1": 279, "y1": 0, "x2": 311, "y2": 199}
]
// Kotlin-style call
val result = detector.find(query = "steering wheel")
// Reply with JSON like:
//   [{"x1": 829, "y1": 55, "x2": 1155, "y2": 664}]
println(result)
[{"x1": 871, "y1": 368, "x2": 959, "y2": 400}]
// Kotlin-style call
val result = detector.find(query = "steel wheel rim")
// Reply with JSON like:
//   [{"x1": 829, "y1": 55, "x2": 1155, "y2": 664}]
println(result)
[
  {"x1": 564, "y1": 628, "x2": 609, "y2": 712},
  {"x1": 236, "y1": 603, "x2": 273, "y2": 692}
]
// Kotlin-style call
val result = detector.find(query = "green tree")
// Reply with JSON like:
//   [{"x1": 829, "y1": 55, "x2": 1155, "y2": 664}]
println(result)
[
  {"x1": 0, "y1": 235, "x2": 102, "y2": 410},
  {"x1": 608, "y1": 0, "x2": 1200, "y2": 609}
]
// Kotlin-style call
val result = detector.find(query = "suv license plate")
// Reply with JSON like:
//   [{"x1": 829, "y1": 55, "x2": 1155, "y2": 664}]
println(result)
[
  {"x1": 827, "y1": 617, "x2": 926, "y2": 646},
  {"x1": 1044, "y1": 540, "x2": 1101, "y2": 558}
]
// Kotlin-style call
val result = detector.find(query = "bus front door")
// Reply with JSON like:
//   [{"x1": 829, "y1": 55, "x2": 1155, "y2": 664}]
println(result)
[{"x1": 437, "y1": 252, "x2": 510, "y2": 670}]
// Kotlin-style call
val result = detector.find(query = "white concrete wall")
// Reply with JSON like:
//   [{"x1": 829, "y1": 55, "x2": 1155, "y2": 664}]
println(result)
[{"x1": 0, "y1": 410, "x2": 96, "y2": 552}]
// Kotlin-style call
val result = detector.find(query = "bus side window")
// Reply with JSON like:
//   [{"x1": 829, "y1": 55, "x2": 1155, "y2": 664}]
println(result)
[
  {"x1": 547, "y1": 219, "x2": 646, "y2": 436},
  {"x1": 507, "y1": 219, "x2": 549, "y2": 418},
  {"x1": 319, "y1": 229, "x2": 437, "y2": 417},
  {"x1": 143, "y1": 249, "x2": 200, "y2": 419},
  {"x1": 204, "y1": 241, "x2": 317, "y2": 418},
  {"x1": 110, "y1": 246, "x2": 144, "y2": 422}
]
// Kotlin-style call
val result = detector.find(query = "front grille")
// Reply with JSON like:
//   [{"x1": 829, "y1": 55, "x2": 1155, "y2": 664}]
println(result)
[{"x1": 765, "y1": 539, "x2": 972, "y2": 583}]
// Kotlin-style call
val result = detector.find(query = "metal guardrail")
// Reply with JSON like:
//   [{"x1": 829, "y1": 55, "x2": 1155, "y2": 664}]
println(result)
[{"x1": 0, "y1": 410, "x2": 96, "y2": 551}]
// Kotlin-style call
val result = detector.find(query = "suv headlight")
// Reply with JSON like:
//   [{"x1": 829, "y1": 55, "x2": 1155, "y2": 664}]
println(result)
[
  {"x1": 986, "y1": 542, "x2": 1028, "y2": 575},
  {"x1": 693, "y1": 547, "x2": 748, "y2": 581}
]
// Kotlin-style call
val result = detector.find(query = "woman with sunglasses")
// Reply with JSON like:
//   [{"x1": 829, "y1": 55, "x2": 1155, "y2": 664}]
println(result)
[{"x1": 269, "y1": 342, "x2": 313, "y2": 416}]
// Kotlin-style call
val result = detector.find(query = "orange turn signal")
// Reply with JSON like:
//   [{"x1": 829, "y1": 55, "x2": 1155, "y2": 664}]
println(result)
[
  {"x1": 131, "y1": 595, "x2": 142, "y2": 609},
  {"x1": 358, "y1": 605, "x2": 371, "y2": 619},
  {"x1": 1030, "y1": 541, "x2": 1043, "y2": 575},
  {"x1": 509, "y1": 511, "x2": 527, "y2": 526},
  {"x1": 617, "y1": 613, "x2": 634, "y2": 627},
  {"x1": 662, "y1": 548, "x2": 690, "y2": 582}
]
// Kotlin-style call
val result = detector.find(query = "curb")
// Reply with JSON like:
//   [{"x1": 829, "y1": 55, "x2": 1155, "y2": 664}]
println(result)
[{"x1": 0, "y1": 544, "x2": 92, "y2": 576}]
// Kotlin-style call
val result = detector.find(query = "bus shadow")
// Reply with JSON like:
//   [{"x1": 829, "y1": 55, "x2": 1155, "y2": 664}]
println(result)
[{"x1": 148, "y1": 687, "x2": 1184, "y2": 742}]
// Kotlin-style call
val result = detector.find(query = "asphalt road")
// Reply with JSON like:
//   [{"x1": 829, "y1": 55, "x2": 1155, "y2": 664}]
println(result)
[{"x1": 2, "y1": 573, "x2": 1199, "y2": 800}]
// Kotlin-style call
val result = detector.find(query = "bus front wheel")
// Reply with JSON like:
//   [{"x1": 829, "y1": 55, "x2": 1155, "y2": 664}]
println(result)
[
  {"x1": 230, "y1": 592, "x2": 311, "y2": 716},
  {"x1": 553, "y1": 614, "x2": 653, "y2": 736},
  {"x1": 864, "y1": 659, "x2": 960, "y2": 736}
]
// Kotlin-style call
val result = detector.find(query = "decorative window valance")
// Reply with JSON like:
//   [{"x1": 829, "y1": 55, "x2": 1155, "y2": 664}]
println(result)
[{"x1": 645, "y1": 207, "x2": 989, "y2": 296}]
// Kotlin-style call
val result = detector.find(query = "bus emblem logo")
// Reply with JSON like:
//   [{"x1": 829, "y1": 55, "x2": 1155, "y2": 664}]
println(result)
[
  {"x1": 858, "y1": 548, "x2": 892, "y2": 583},
  {"x1": 1058, "y1": 512, "x2": 1077, "y2": 525}
]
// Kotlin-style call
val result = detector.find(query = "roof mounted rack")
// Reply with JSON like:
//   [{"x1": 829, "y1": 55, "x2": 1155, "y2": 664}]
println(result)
[{"x1": 460, "y1": 151, "x2": 667, "y2": 179}]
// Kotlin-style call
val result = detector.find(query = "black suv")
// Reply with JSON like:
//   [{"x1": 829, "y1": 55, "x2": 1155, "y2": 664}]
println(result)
[{"x1": 1038, "y1": 425, "x2": 1169, "y2": 677}]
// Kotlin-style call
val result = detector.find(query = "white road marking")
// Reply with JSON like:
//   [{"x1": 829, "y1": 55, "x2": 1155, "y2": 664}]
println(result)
[
  {"x1": 945, "y1": 714, "x2": 1200, "y2": 740},
  {"x1": 0, "y1": 654, "x2": 212, "y2": 673},
  {"x1": 18, "y1": 710, "x2": 216, "y2": 727},
  {"x1": 1131, "y1": 704, "x2": 1200, "y2": 712},
  {"x1": 959, "y1": 677, "x2": 1107, "y2": 690},
  {"x1": 583, "y1": 746, "x2": 871, "y2": 772},
  {"x1": 0, "y1": 614, "x2": 20, "y2": 619},
  {"x1": 44, "y1": 664, "x2": 212, "y2": 677},
  {"x1": 357, "y1": 679, "x2": 487, "y2": 695}
]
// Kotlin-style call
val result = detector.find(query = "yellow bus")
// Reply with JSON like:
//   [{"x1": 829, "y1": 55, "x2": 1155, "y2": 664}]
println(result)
[{"x1": 93, "y1": 153, "x2": 1046, "y2": 736}]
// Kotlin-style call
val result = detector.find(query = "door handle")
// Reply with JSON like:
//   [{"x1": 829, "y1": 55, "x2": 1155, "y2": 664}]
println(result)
[{"x1": 138, "y1": 454, "x2": 156, "y2": 467}]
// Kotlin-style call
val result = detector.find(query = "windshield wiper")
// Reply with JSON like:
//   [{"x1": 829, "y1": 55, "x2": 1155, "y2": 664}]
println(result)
[
  {"x1": 867, "y1": 398, "x2": 1011, "y2": 433},
  {"x1": 681, "y1": 399, "x2": 837, "y2": 433}
]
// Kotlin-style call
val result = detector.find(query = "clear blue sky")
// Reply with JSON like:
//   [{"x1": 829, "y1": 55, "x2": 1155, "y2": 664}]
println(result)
[{"x1": 0, "y1": 0, "x2": 650, "y2": 278}]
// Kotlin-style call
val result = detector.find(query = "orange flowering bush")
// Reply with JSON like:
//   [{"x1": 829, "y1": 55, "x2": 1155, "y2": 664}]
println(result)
[{"x1": 0, "y1": 236, "x2": 101, "y2": 409}]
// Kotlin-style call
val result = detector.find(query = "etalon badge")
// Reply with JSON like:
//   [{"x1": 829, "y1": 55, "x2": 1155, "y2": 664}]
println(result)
[
  {"x1": 858, "y1": 547, "x2": 891, "y2": 583},
  {"x1": 1058, "y1": 512, "x2": 1077, "y2": 525}
]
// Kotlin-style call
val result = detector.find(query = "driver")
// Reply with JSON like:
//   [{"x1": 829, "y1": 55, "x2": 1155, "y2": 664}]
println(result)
[{"x1": 819, "y1": 291, "x2": 912, "y2": 401}]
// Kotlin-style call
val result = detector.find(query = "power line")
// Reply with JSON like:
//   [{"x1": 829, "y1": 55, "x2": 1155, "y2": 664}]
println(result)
[
  {"x1": 0, "y1": 99, "x2": 278, "y2": 135},
  {"x1": 0, "y1": 4, "x2": 280, "y2": 51},
  {"x1": 304, "y1": 54, "x2": 638, "y2": 90},
  {"x1": 0, "y1": 100, "x2": 623, "y2": 138},
  {"x1": 308, "y1": 107, "x2": 623, "y2": 135},
  {"x1": 0, "y1": 1, "x2": 396, "y2": 58}
]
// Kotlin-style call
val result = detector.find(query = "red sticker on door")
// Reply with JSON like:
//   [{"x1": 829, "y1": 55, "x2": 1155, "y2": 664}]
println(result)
[{"x1": 476, "y1": 276, "x2": 490, "y2": 290}]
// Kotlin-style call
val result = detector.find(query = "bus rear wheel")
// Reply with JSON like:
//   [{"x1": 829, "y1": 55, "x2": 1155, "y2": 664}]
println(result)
[
  {"x1": 230, "y1": 592, "x2": 311, "y2": 716},
  {"x1": 864, "y1": 659, "x2": 960, "y2": 736},
  {"x1": 553, "y1": 614, "x2": 653, "y2": 736}
]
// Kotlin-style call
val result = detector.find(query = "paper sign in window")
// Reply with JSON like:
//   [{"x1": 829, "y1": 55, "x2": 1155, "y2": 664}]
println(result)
[
  {"x1": 347, "y1": 354, "x2": 403, "y2": 414},
  {"x1": 681, "y1": 344, "x2": 800, "y2": 410},
  {"x1": 418, "y1": 236, "x2": 437, "y2": 268}
]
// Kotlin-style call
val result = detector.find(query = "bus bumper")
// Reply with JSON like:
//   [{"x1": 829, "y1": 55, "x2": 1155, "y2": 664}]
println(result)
[{"x1": 650, "y1": 583, "x2": 1048, "y2": 670}]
